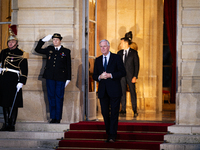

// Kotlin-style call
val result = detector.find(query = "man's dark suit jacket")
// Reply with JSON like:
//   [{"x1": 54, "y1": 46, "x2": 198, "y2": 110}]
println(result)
[
  {"x1": 93, "y1": 52, "x2": 126, "y2": 98},
  {"x1": 117, "y1": 48, "x2": 139, "y2": 80},
  {"x1": 35, "y1": 39, "x2": 71, "y2": 82}
]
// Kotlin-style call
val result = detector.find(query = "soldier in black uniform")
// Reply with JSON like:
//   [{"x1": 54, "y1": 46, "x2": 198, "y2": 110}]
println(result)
[
  {"x1": 35, "y1": 33, "x2": 71, "y2": 123},
  {"x1": 0, "y1": 25, "x2": 28, "y2": 131}
]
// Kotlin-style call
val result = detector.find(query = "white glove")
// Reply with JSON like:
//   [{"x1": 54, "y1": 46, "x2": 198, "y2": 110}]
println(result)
[
  {"x1": 65, "y1": 80, "x2": 70, "y2": 88},
  {"x1": 42, "y1": 35, "x2": 52, "y2": 42},
  {"x1": 0, "y1": 68, "x2": 2, "y2": 74},
  {"x1": 16, "y1": 83, "x2": 23, "y2": 92}
]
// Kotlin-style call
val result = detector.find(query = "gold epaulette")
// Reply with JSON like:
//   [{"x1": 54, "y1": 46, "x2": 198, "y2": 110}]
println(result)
[
  {"x1": 23, "y1": 52, "x2": 29, "y2": 59},
  {"x1": 19, "y1": 49, "x2": 29, "y2": 59}
]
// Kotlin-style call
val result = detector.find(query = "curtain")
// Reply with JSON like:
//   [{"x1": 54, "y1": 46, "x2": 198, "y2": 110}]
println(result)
[{"x1": 164, "y1": 0, "x2": 177, "y2": 103}]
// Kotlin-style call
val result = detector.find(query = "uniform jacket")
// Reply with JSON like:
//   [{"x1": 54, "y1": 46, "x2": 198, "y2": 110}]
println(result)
[
  {"x1": 93, "y1": 52, "x2": 126, "y2": 98},
  {"x1": 117, "y1": 48, "x2": 139, "y2": 80},
  {"x1": 0, "y1": 47, "x2": 28, "y2": 107},
  {"x1": 35, "y1": 39, "x2": 71, "y2": 82}
]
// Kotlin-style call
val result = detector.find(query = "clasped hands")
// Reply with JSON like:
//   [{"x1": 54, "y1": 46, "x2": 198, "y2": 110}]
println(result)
[{"x1": 99, "y1": 72, "x2": 112, "y2": 80}]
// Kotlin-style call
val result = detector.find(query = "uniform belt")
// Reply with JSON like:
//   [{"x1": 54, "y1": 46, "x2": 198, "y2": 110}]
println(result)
[{"x1": 2, "y1": 68, "x2": 20, "y2": 74}]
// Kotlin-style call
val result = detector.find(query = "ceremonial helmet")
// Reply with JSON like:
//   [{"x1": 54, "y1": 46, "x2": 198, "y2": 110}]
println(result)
[{"x1": 7, "y1": 25, "x2": 18, "y2": 42}]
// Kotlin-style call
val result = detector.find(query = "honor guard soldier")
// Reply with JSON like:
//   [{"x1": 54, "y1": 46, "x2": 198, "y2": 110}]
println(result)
[
  {"x1": 0, "y1": 25, "x2": 28, "y2": 131},
  {"x1": 35, "y1": 33, "x2": 71, "y2": 123}
]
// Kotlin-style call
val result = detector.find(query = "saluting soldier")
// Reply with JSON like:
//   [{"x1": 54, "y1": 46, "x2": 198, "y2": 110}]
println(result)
[
  {"x1": 0, "y1": 25, "x2": 28, "y2": 131},
  {"x1": 35, "y1": 33, "x2": 71, "y2": 123}
]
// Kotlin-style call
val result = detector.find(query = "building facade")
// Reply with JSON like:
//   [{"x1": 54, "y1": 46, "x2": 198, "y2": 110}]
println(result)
[{"x1": 0, "y1": 0, "x2": 199, "y2": 134}]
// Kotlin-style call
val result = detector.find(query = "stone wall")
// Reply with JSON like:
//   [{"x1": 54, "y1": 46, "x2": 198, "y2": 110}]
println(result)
[
  {"x1": 13, "y1": 0, "x2": 83, "y2": 123},
  {"x1": 177, "y1": 0, "x2": 200, "y2": 125}
]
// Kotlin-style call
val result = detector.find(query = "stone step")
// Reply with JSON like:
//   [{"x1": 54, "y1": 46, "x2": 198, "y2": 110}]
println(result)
[
  {"x1": 0, "y1": 139, "x2": 58, "y2": 149},
  {"x1": 168, "y1": 125, "x2": 200, "y2": 134},
  {"x1": 0, "y1": 122, "x2": 70, "y2": 132},
  {"x1": 160, "y1": 143, "x2": 200, "y2": 150},
  {"x1": 0, "y1": 121, "x2": 69, "y2": 149},
  {"x1": 0, "y1": 131, "x2": 64, "y2": 140},
  {"x1": 164, "y1": 134, "x2": 200, "y2": 144}
]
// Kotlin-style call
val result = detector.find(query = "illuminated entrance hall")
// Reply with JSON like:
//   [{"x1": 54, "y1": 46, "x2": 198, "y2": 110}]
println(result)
[{"x1": 96, "y1": 92, "x2": 175, "y2": 123}]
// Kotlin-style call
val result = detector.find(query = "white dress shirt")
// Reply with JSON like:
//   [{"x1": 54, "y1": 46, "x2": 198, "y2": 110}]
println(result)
[
  {"x1": 98, "y1": 52, "x2": 112, "y2": 80},
  {"x1": 103, "y1": 51, "x2": 111, "y2": 66},
  {"x1": 54, "y1": 45, "x2": 61, "y2": 50},
  {"x1": 123, "y1": 47, "x2": 130, "y2": 62}
]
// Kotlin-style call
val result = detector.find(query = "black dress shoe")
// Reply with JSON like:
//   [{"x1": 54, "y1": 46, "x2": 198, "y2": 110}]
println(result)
[
  {"x1": 9, "y1": 125, "x2": 15, "y2": 132},
  {"x1": 0, "y1": 123, "x2": 10, "y2": 131},
  {"x1": 109, "y1": 138, "x2": 116, "y2": 143},
  {"x1": 50, "y1": 119, "x2": 56, "y2": 123},
  {"x1": 105, "y1": 136, "x2": 116, "y2": 143},
  {"x1": 119, "y1": 110, "x2": 126, "y2": 114},
  {"x1": 134, "y1": 112, "x2": 138, "y2": 117},
  {"x1": 55, "y1": 120, "x2": 60, "y2": 123},
  {"x1": 105, "y1": 138, "x2": 110, "y2": 143}
]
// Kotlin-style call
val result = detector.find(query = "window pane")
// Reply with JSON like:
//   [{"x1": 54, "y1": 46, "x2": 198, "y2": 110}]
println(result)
[
  {"x1": 89, "y1": 22, "x2": 95, "y2": 57},
  {"x1": 89, "y1": 0, "x2": 96, "y2": 21}
]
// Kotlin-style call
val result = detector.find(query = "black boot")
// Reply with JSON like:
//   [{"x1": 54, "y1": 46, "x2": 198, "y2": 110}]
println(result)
[
  {"x1": 9, "y1": 107, "x2": 18, "y2": 132},
  {"x1": 0, "y1": 107, "x2": 10, "y2": 131}
]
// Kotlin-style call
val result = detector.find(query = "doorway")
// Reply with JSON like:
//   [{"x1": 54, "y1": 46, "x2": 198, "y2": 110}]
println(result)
[
  {"x1": 84, "y1": 0, "x2": 175, "y2": 122},
  {"x1": 96, "y1": 0, "x2": 164, "y2": 115}
]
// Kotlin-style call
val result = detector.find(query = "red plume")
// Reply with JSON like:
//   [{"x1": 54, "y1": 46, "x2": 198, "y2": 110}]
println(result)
[{"x1": 9, "y1": 25, "x2": 17, "y2": 35}]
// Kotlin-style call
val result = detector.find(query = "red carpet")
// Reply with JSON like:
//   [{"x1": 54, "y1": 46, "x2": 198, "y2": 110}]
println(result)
[{"x1": 56, "y1": 121, "x2": 174, "y2": 150}]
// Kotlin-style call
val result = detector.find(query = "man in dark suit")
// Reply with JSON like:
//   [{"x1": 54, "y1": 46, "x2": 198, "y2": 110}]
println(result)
[
  {"x1": 35, "y1": 33, "x2": 71, "y2": 123},
  {"x1": 117, "y1": 31, "x2": 140, "y2": 117},
  {"x1": 93, "y1": 39, "x2": 126, "y2": 142}
]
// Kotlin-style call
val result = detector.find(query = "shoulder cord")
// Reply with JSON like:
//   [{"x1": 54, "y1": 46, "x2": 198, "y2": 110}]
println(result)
[{"x1": 3, "y1": 56, "x2": 27, "y2": 79}]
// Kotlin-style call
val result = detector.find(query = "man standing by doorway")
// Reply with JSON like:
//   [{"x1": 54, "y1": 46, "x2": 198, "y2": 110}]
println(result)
[
  {"x1": 117, "y1": 31, "x2": 140, "y2": 117},
  {"x1": 93, "y1": 39, "x2": 126, "y2": 142},
  {"x1": 35, "y1": 33, "x2": 71, "y2": 123}
]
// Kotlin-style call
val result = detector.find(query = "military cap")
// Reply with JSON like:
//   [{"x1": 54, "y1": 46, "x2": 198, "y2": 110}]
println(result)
[{"x1": 52, "y1": 33, "x2": 63, "y2": 40}]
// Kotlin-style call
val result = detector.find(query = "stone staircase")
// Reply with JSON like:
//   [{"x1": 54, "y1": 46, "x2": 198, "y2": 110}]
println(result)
[
  {"x1": 160, "y1": 125, "x2": 200, "y2": 150},
  {"x1": 0, "y1": 120, "x2": 70, "y2": 150}
]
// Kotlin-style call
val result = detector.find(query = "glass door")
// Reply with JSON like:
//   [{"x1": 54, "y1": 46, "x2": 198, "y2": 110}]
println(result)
[{"x1": 85, "y1": 0, "x2": 97, "y2": 120}]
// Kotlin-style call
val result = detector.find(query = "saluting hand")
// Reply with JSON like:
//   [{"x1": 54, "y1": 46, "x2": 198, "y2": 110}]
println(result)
[{"x1": 42, "y1": 35, "x2": 52, "y2": 42}]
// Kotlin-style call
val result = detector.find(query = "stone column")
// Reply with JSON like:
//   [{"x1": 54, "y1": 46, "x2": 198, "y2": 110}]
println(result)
[
  {"x1": 161, "y1": 0, "x2": 200, "y2": 149},
  {"x1": 13, "y1": 0, "x2": 83, "y2": 123},
  {"x1": 176, "y1": 0, "x2": 200, "y2": 125}
]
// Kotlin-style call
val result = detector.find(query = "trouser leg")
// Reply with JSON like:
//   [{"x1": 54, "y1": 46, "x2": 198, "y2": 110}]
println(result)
[
  {"x1": 120, "y1": 77, "x2": 127, "y2": 111},
  {"x1": 128, "y1": 82, "x2": 137, "y2": 112},
  {"x1": 110, "y1": 96, "x2": 120, "y2": 138},
  {"x1": 0, "y1": 107, "x2": 10, "y2": 131},
  {"x1": 46, "y1": 79, "x2": 56, "y2": 120},
  {"x1": 99, "y1": 92, "x2": 110, "y2": 136},
  {"x1": 55, "y1": 80, "x2": 65, "y2": 120}
]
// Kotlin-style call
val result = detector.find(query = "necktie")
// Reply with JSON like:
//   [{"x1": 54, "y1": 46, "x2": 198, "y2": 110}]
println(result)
[
  {"x1": 55, "y1": 48, "x2": 58, "y2": 51},
  {"x1": 104, "y1": 57, "x2": 107, "y2": 71},
  {"x1": 124, "y1": 50, "x2": 127, "y2": 64}
]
